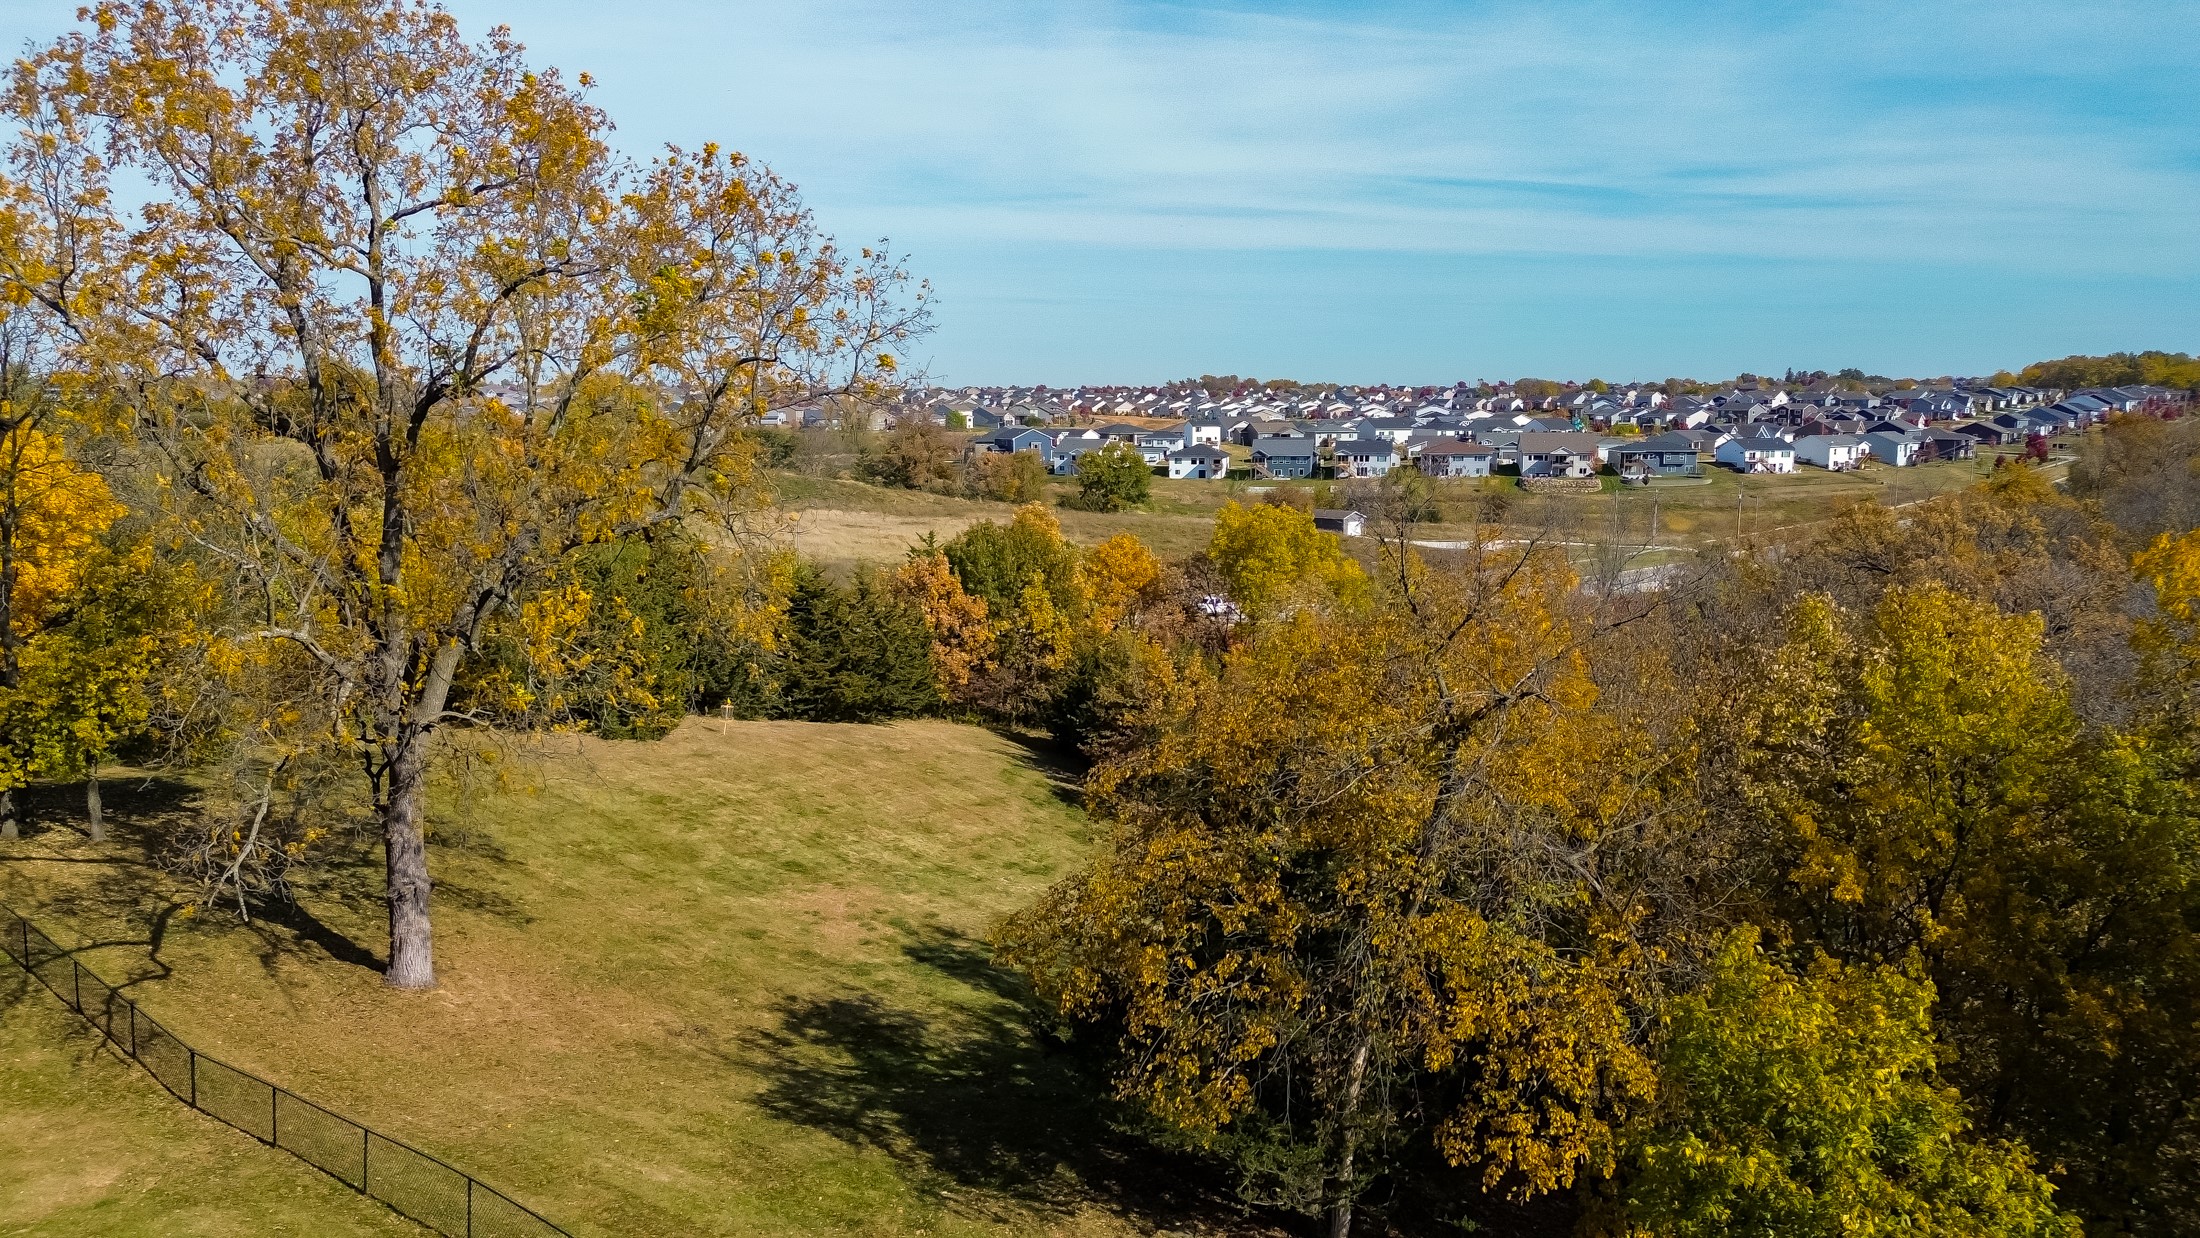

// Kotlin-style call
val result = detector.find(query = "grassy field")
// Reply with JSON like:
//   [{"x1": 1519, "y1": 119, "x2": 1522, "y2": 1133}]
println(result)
[
  {"x1": 0, "y1": 971, "x2": 418, "y2": 1236},
  {"x1": 0, "y1": 721, "x2": 1266, "y2": 1238},
  {"x1": 771, "y1": 450, "x2": 2006, "y2": 574},
  {"x1": 773, "y1": 473, "x2": 1248, "y2": 569}
]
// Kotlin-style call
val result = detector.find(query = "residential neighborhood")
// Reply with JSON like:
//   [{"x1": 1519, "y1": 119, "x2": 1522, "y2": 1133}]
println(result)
[{"x1": 910, "y1": 375, "x2": 2188, "y2": 485}]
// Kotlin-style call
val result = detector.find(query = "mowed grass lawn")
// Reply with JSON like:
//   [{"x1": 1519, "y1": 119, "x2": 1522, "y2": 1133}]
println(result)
[
  {"x1": 0, "y1": 974, "x2": 419, "y2": 1237},
  {"x1": 0, "y1": 720, "x2": 1263, "y2": 1237}
]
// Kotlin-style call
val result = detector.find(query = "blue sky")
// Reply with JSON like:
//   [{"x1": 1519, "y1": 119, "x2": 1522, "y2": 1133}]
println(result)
[{"x1": 6, "y1": 0, "x2": 2196, "y2": 384}]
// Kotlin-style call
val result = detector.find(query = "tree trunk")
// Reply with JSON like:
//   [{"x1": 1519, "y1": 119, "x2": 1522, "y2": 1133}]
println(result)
[
  {"x1": 382, "y1": 739, "x2": 436, "y2": 989},
  {"x1": 1327, "y1": 1039, "x2": 1374, "y2": 1238},
  {"x1": 0, "y1": 787, "x2": 15, "y2": 840},
  {"x1": 85, "y1": 767, "x2": 102, "y2": 843}
]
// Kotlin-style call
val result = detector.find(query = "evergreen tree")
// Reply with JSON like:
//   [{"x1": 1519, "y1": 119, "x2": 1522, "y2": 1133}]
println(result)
[{"x1": 775, "y1": 566, "x2": 940, "y2": 722}]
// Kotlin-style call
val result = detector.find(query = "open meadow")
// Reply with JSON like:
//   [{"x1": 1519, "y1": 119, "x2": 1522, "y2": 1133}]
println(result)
[
  {"x1": 0, "y1": 720, "x2": 1270, "y2": 1238},
  {"x1": 772, "y1": 446, "x2": 2020, "y2": 575}
]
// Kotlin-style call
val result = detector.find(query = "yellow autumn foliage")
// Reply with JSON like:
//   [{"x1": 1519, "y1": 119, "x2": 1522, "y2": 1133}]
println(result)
[
  {"x1": 2, "y1": 424, "x2": 124, "y2": 638},
  {"x1": 1001, "y1": 543, "x2": 1699, "y2": 1228}
]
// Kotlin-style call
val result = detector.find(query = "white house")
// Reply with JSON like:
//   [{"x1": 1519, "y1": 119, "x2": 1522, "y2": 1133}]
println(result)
[
  {"x1": 1793, "y1": 433, "x2": 1867, "y2": 471},
  {"x1": 1166, "y1": 444, "x2": 1231, "y2": 480},
  {"x1": 1715, "y1": 438, "x2": 1798, "y2": 474}
]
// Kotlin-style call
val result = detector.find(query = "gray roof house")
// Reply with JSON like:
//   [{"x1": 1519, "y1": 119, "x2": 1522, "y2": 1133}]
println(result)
[
  {"x1": 1861, "y1": 432, "x2": 1921, "y2": 468},
  {"x1": 1517, "y1": 431, "x2": 1603, "y2": 478},
  {"x1": 1335, "y1": 437, "x2": 1400, "y2": 478},
  {"x1": 1413, "y1": 439, "x2": 1495, "y2": 478},
  {"x1": 1605, "y1": 432, "x2": 1702, "y2": 477},
  {"x1": 985, "y1": 427, "x2": 1056, "y2": 459},
  {"x1": 1251, "y1": 436, "x2": 1320, "y2": 479}
]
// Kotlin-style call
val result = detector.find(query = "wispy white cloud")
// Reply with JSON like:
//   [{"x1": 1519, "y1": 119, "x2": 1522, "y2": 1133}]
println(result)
[
  {"x1": 532, "y1": 0, "x2": 2199, "y2": 275},
  {"x1": 5, "y1": 0, "x2": 2191, "y2": 378}
]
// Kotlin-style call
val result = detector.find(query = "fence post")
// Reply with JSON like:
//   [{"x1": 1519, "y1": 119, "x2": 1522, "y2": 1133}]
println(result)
[
  {"x1": 128, "y1": 1002, "x2": 136, "y2": 1058},
  {"x1": 271, "y1": 1087, "x2": 279, "y2": 1146},
  {"x1": 467, "y1": 1176, "x2": 474, "y2": 1237},
  {"x1": 188, "y1": 1049, "x2": 197, "y2": 1108},
  {"x1": 361, "y1": 1128, "x2": 369, "y2": 1193},
  {"x1": 72, "y1": 959, "x2": 81, "y2": 1011}
]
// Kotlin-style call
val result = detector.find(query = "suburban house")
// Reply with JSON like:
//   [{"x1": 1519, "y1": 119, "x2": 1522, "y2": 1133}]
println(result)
[
  {"x1": 983, "y1": 427, "x2": 1057, "y2": 464},
  {"x1": 1313, "y1": 509, "x2": 1366, "y2": 537},
  {"x1": 1356, "y1": 417, "x2": 1419, "y2": 443},
  {"x1": 1166, "y1": 443, "x2": 1231, "y2": 480},
  {"x1": 1604, "y1": 431, "x2": 1702, "y2": 478},
  {"x1": 1335, "y1": 437, "x2": 1401, "y2": 478},
  {"x1": 1715, "y1": 437, "x2": 1798, "y2": 473},
  {"x1": 1793, "y1": 433, "x2": 1867, "y2": 471},
  {"x1": 1183, "y1": 418, "x2": 1228, "y2": 446},
  {"x1": 1517, "y1": 431, "x2": 1603, "y2": 478},
  {"x1": 1861, "y1": 432, "x2": 1921, "y2": 468},
  {"x1": 1672, "y1": 426, "x2": 1729, "y2": 453},
  {"x1": 1130, "y1": 428, "x2": 1184, "y2": 466},
  {"x1": 1049, "y1": 439, "x2": 1107, "y2": 475},
  {"x1": 1915, "y1": 429, "x2": 1977, "y2": 460},
  {"x1": 1251, "y1": 436, "x2": 1320, "y2": 479},
  {"x1": 1413, "y1": 439, "x2": 1495, "y2": 478},
  {"x1": 1233, "y1": 416, "x2": 1294, "y2": 445}
]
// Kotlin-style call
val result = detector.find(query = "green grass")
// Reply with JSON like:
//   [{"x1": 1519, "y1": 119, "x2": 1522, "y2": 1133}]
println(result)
[
  {"x1": 0, "y1": 970, "x2": 419, "y2": 1236},
  {"x1": 0, "y1": 721, "x2": 1264, "y2": 1237}
]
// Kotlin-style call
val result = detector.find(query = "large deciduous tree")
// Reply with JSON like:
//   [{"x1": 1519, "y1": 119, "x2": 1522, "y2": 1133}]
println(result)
[
  {"x1": 1608, "y1": 928, "x2": 2076, "y2": 1238},
  {"x1": 1000, "y1": 543, "x2": 1726, "y2": 1236},
  {"x1": 3, "y1": 0, "x2": 926, "y2": 987}
]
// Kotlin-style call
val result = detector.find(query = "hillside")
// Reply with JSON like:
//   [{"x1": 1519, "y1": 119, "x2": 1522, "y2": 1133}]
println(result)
[
  {"x1": 0, "y1": 721, "x2": 1264, "y2": 1238},
  {"x1": 0, "y1": 979, "x2": 417, "y2": 1236}
]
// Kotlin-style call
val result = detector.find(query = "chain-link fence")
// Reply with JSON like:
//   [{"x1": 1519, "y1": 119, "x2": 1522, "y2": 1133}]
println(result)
[{"x1": 2, "y1": 901, "x2": 571, "y2": 1238}]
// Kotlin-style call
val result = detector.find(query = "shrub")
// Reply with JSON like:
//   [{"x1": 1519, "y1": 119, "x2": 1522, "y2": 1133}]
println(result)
[
  {"x1": 972, "y1": 449, "x2": 1051, "y2": 503},
  {"x1": 1066, "y1": 441, "x2": 1152, "y2": 512}
]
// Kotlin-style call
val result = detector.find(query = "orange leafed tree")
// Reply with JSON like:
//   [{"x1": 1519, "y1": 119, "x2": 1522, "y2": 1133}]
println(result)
[{"x1": 2, "y1": 0, "x2": 928, "y2": 986}]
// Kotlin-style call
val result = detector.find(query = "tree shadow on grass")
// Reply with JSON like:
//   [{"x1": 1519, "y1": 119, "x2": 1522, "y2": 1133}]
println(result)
[
  {"x1": 3, "y1": 777, "x2": 393, "y2": 981},
  {"x1": 745, "y1": 923, "x2": 1283, "y2": 1235},
  {"x1": 4, "y1": 774, "x2": 536, "y2": 990},
  {"x1": 995, "y1": 729, "x2": 1088, "y2": 813}
]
